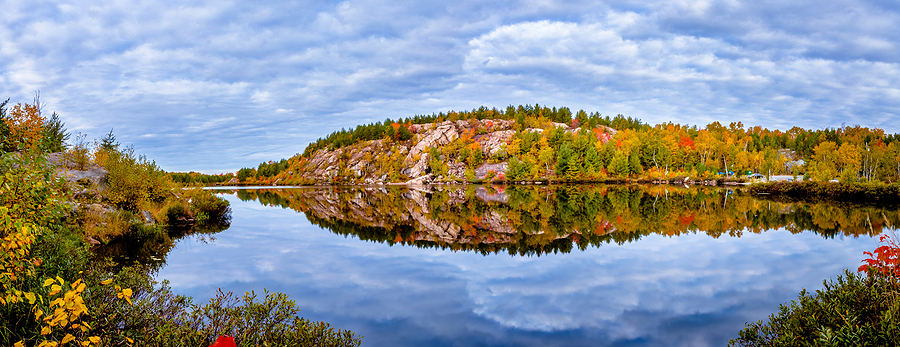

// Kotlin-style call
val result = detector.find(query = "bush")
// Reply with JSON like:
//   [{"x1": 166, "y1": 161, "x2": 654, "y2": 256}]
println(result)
[
  {"x1": 729, "y1": 269, "x2": 900, "y2": 346},
  {"x1": 125, "y1": 287, "x2": 363, "y2": 347},
  {"x1": 187, "y1": 189, "x2": 231, "y2": 226},
  {"x1": 161, "y1": 202, "x2": 189, "y2": 227},
  {"x1": 102, "y1": 146, "x2": 172, "y2": 212}
]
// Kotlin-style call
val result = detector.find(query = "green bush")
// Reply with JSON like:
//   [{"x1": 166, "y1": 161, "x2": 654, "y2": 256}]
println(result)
[
  {"x1": 102, "y1": 146, "x2": 172, "y2": 212},
  {"x1": 188, "y1": 189, "x2": 231, "y2": 226},
  {"x1": 162, "y1": 202, "x2": 189, "y2": 226},
  {"x1": 729, "y1": 270, "x2": 900, "y2": 347}
]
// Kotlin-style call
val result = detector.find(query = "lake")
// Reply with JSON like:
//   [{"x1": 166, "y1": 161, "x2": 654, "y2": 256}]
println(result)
[{"x1": 152, "y1": 185, "x2": 890, "y2": 346}]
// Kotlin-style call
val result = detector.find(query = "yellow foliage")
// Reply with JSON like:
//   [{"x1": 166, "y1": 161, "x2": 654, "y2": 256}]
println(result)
[{"x1": 4, "y1": 102, "x2": 45, "y2": 151}]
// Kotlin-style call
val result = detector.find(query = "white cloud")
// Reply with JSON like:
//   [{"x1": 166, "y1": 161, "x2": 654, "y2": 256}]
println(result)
[{"x1": 0, "y1": 0, "x2": 898, "y2": 172}]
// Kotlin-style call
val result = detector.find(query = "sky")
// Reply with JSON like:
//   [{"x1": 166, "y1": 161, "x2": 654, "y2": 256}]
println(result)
[{"x1": 2, "y1": 0, "x2": 900, "y2": 173}]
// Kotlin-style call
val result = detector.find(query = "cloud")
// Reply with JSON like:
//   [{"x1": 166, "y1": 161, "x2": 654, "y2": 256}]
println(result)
[{"x1": 0, "y1": 0, "x2": 898, "y2": 172}]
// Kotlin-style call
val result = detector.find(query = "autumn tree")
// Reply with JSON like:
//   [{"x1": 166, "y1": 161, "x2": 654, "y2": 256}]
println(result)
[{"x1": 3, "y1": 102, "x2": 45, "y2": 151}]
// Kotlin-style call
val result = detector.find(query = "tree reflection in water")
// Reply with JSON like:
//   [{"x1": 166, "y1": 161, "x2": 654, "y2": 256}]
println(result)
[{"x1": 225, "y1": 184, "x2": 897, "y2": 256}]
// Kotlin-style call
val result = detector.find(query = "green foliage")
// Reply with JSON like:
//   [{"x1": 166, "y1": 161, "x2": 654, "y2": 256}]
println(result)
[
  {"x1": 729, "y1": 270, "x2": 900, "y2": 347},
  {"x1": 506, "y1": 157, "x2": 533, "y2": 181},
  {"x1": 607, "y1": 153, "x2": 630, "y2": 178},
  {"x1": 102, "y1": 146, "x2": 172, "y2": 212},
  {"x1": 187, "y1": 189, "x2": 232, "y2": 226},
  {"x1": 66, "y1": 132, "x2": 92, "y2": 170},
  {"x1": 98, "y1": 129, "x2": 119, "y2": 152},
  {"x1": 111, "y1": 283, "x2": 363, "y2": 347},
  {"x1": 0, "y1": 99, "x2": 8, "y2": 147},
  {"x1": 258, "y1": 159, "x2": 288, "y2": 177},
  {"x1": 39, "y1": 112, "x2": 68, "y2": 153},
  {"x1": 236, "y1": 167, "x2": 255, "y2": 182},
  {"x1": 427, "y1": 147, "x2": 449, "y2": 177},
  {"x1": 749, "y1": 181, "x2": 900, "y2": 206},
  {"x1": 225, "y1": 102, "x2": 900, "y2": 186},
  {"x1": 169, "y1": 171, "x2": 235, "y2": 185}
]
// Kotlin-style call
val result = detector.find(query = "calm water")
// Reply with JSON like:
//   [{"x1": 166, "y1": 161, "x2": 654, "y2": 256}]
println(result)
[{"x1": 154, "y1": 185, "x2": 888, "y2": 346}]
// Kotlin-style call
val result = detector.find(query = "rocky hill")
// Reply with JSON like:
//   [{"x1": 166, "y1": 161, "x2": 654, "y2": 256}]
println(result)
[{"x1": 290, "y1": 119, "x2": 616, "y2": 185}]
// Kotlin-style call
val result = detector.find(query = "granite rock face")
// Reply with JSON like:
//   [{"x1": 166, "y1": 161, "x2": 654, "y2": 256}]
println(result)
[{"x1": 297, "y1": 119, "x2": 527, "y2": 184}]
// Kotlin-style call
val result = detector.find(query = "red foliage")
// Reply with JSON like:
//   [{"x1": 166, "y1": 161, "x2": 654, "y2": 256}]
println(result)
[
  {"x1": 859, "y1": 233, "x2": 900, "y2": 278},
  {"x1": 209, "y1": 336, "x2": 236, "y2": 347},
  {"x1": 678, "y1": 213, "x2": 695, "y2": 226},
  {"x1": 678, "y1": 136, "x2": 695, "y2": 150}
]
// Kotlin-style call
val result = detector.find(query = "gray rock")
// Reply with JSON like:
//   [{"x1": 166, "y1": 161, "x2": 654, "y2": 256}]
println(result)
[
  {"x1": 475, "y1": 162, "x2": 508, "y2": 179},
  {"x1": 141, "y1": 210, "x2": 156, "y2": 224}
]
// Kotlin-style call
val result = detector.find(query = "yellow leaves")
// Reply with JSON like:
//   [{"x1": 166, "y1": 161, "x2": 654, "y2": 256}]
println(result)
[
  {"x1": 44, "y1": 278, "x2": 56, "y2": 287},
  {"x1": 100, "y1": 278, "x2": 113, "y2": 286},
  {"x1": 62, "y1": 334, "x2": 76, "y2": 344},
  {"x1": 41, "y1": 326, "x2": 52, "y2": 335},
  {"x1": 14, "y1": 341, "x2": 25, "y2": 347},
  {"x1": 48, "y1": 284, "x2": 62, "y2": 296},
  {"x1": 88, "y1": 336, "x2": 100, "y2": 344},
  {"x1": 115, "y1": 285, "x2": 134, "y2": 305},
  {"x1": 25, "y1": 291, "x2": 36, "y2": 304}
]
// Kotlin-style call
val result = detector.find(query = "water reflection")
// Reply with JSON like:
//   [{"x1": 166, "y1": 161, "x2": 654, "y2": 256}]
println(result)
[
  {"x1": 153, "y1": 185, "x2": 890, "y2": 346},
  {"x1": 229, "y1": 185, "x2": 894, "y2": 255}
]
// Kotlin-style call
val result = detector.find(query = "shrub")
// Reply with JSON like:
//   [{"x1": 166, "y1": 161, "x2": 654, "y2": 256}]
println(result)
[
  {"x1": 729, "y1": 270, "x2": 900, "y2": 347},
  {"x1": 102, "y1": 146, "x2": 172, "y2": 212},
  {"x1": 731, "y1": 234, "x2": 900, "y2": 347},
  {"x1": 187, "y1": 189, "x2": 231, "y2": 226}
]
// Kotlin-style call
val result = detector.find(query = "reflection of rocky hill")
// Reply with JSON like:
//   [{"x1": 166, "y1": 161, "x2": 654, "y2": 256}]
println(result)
[
  {"x1": 231, "y1": 185, "x2": 899, "y2": 256},
  {"x1": 290, "y1": 186, "x2": 575, "y2": 247}
]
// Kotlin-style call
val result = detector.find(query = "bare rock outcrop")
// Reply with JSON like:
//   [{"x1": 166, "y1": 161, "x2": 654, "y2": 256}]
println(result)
[{"x1": 475, "y1": 129, "x2": 515, "y2": 157}]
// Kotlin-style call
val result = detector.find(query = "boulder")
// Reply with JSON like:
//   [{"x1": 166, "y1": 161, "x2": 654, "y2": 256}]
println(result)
[
  {"x1": 475, "y1": 162, "x2": 508, "y2": 179},
  {"x1": 60, "y1": 167, "x2": 109, "y2": 188}
]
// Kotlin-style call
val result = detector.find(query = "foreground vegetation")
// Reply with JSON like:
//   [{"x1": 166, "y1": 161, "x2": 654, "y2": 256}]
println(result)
[
  {"x1": 0, "y1": 98, "x2": 361, "y2": 346},
  {"x1": 730, "y1": 233, "x2": 900, "y2": 346}
]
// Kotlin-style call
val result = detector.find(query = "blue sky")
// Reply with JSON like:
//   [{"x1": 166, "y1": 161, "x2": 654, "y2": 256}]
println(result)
[{"x1": 2, "y1": 0, "x2": 899, "y2": 173}]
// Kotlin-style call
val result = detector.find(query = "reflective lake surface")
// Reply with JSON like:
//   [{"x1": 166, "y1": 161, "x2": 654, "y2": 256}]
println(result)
[{"x1": 153, "y1": 185, "x2": 894, "y2": 346}]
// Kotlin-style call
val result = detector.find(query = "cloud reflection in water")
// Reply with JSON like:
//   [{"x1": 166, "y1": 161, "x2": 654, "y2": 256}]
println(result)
[{"x1": 157, "y1": 194, "x2": 877, "y2": 347}]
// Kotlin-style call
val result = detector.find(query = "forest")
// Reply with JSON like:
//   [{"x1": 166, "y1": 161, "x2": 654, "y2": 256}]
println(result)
[{"x1": 225, "y1": 104, "x2": 900, "y2": 187}]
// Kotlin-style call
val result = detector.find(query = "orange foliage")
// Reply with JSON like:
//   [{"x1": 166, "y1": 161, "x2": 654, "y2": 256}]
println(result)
[
  {"x1": 678, "y1": 213, "x2": 696, "y2": 226},
  {"x1": 678, "y1": 136, "x2": 695, "y2": 150},
  {"x1": 5, "y1": 102, "x2": 45, "y2": 151}
]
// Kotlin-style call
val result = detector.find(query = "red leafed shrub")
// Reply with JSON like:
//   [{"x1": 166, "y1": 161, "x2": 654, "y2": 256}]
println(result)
[{"x1": 859, "y1": 233, "x2": 900, "y2": 278}]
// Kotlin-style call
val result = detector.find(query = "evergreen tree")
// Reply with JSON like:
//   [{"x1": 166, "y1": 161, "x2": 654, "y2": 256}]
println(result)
[
  {"x1": 0, "y1": 98, "x2": 9, "y2": 151},
  {"x1": 40, "y1": 112, "x2": 69, "y2": 152},
  {"x1": 100, "y1": 129, "x2": 120, "y2": 151}
]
